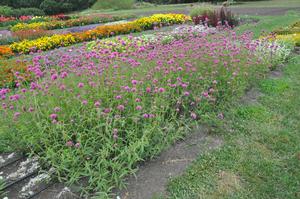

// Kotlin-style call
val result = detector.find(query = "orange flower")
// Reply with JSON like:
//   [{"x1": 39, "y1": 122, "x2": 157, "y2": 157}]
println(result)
[
  {"x1": 0, "y1": 46, "x2": 14, "y2": 59},
  {"x1": 0, "y1": 60, "x2": 32, "y2": 87}
]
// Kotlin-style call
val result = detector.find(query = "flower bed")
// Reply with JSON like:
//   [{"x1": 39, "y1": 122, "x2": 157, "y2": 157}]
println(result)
[
  {"x1": 0, "y1": 46, "x2": 13, "y2": 58},
  {"x1": 0, "y1": 15, "x2": 69, "y2": 28},
  {"x1": 10, "y1": 14, "x2": 134, "y2": 32},
  {"x1": 0, "y1": 26, "x2": 289, "y2": 195},
  {"x1": 272, "y1": 21, "x2": 300, "y2": 47},
  {"x1": 7, "y1": 14, "x2": 190, "y2": 55},
  {"x1": 0, "y1": 59, "x2": 32, "y2": 87}
]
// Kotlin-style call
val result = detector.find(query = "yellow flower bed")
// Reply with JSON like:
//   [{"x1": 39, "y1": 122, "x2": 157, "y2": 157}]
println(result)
[
  {"x1": 11, "y1": 22, "x2": 46, "y2": 32},
  {"x1": 5, "y1": 14, "x2": 190, "y2": 54},
  {"x1": 10, "y1": 34, "x2": 78, "y2": 53},
  {"x1": 275, "y1": 33, "x2": 300, "y2": 46}
]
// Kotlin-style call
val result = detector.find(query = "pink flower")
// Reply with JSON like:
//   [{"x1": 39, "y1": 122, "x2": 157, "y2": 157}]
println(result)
[
  {"x1": 190, "y1": 112, "x2": 197, "y2": 120},
  {"x1": 135, "y1": 98, "x2": 141, "y2": 102},
  {"x1": 115, "y1": 95, "x2": 122, "y2": 100},
  {"x1": 94, "y1": 101, "x2": 101, "y2": 108},
  {"x1": 82, "y1": 100, "x2": 88, "y2": 105},
  {"x1": 131, "y1": 80, "x2": 138, "y2": 85},
  {"x1": 146, "y1": 87, "x2": 151, "y2": 93},
  {"x1": 51, "y1": 74, "x2": 58, "y2": 80},
  {"x1": 66, "y1": 141, "x2": 74, "y2": 147},
  {"x1": 74, "y1": 142, "x2": 80, "y2": 148},
  {"x1": 136, "y1": 105, "x2": 142, "y2": 111},
  {"x1": 50, "y1": 113, "x2": 57, "y2": 120},
  {"x1": 202, "y1": 91, "x2": 209, "y2": 98},
  {"x1": 117, "y1": 105, "x2": 125, "y2": 111},
  {"x1": 143, "y1": 113, "x2": 149, "y2": 118},
  {"x1": 78, "y1": 82, "x2": 84, "y2": 88},
  {"x1": 14, "y1": 112, "x2": 21, "y2": 118},
  {"x1": 184, "y1": 91, "x2": 190, "y2": 96},
  {"x1": 158, "y1": 88, "x2": 165, "y2": 93},
  {"x1": 54, "y1": 107, "x2": 60, "y2": 112},
  {"x1": 218, "y1": 113, "x2": 224, "y2": 120},
  {"x1": 104, "y1": 108, "x2": 111, "y2": 113},
  {"x1": 60, "y1": 72, "x2": 68, "y2": 78}
]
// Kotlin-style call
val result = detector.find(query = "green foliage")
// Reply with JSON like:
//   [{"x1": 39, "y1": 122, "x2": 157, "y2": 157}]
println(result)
[
  {"x1": 0, "y1": 0, "x2": 96, "y2": 15},
  {"x1": 0, "y1": 5, "x2": 13, "y2": 16},
  {"x1": 0, "y1": 179, "x2": 6, "y2": 198},
  {"x1": 189, "y1": 4, "x2": 214, "y2": 18},
  {"x1": 0, "y1": 6, "x2": 45, "y2": 17},
  {"x1": 92, "y1": 0, "x2": 135, "y2": 10}
]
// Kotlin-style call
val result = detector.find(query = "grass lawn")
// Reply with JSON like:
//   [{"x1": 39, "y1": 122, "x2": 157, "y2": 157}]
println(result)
[
  {"x1": 166, "y1": 16, "x2": 300, "y2": 199},
  {"x1": 231, "y1": 0, "x2": 300, "y2": 8},
  {"x1": 77, "y1": 0, "x2": 300, "y2": 16}
]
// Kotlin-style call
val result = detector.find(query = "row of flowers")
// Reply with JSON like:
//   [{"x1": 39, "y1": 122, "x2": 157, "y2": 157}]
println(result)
[
  {"x1": 1, "y1": 14, "x2": 190, "y2": 55},
  {"x1": 0, "y1": 14, "x2": 69, "y2": 27},
  {"x1": 273, "y1": 21, "x2": 300, "y2": 47},
  {"x1": 10, "y1": 14, "x2": 135, "y2": 32}
]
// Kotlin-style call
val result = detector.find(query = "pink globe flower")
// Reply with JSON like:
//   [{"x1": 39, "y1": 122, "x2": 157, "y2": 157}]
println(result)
[
  {"x1": 66, "y1": 141, "x2": 74, "y2": 147},
  {"x1": 117, "y1": 105, "x2": 125, "y2": 111},
  {"x1": 50, "y1": 113, "x2": 57, "y2": 120},
  {"x1": 136, "y1": 105, "x2": 142, "y2": 111},
  {"x1": 78, "y1": 82, "x2": 84, "y2": 88},
  {"x1": 158, "y1": 88, "x2": 165, "y2": 93}
]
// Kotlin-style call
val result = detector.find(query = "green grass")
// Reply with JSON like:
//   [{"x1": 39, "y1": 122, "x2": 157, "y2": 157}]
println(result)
[
  {"x1": 0, "y1": 179, "x2": 6, "y2": 198},
  {"x1": 232, "y1": 0, "x2": 300, "y2": 8},
  {"x1": 166, "y1": 44, "x2": 300, "y2": 199},
  {"x1": 236, "y1": 12, "x2": 300, "y2": 38}
]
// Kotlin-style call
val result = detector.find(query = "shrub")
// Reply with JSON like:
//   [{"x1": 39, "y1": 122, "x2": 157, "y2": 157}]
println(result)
[
  {"x1": 13, "y1": 8, "x2": 45, "y2": 17},
  {"x1": 0, "y1": 5, "x2": 14, "y2": 16},
  {"x1": 39, "y1": 0, "x2": 62, "y2": 15},
  {"x1": 192, "y1": 7, "x2": 238, "y2": 27},
  {"x1": 189, "y1": 5, "x2": 214, "y2": 18}
]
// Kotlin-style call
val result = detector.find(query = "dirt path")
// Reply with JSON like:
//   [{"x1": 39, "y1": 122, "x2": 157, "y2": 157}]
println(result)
[{"x1": 113, "y1": 127, "x2": 222, "y2": 199}]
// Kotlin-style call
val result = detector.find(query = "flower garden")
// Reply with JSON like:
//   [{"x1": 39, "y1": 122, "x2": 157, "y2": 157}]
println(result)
[{"x1": 1, "y1": 1, "x2": 300, "y2": 198}]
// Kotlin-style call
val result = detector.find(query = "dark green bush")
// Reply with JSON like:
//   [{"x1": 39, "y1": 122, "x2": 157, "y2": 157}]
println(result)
[
  {"x1": 14, "y1": 8, "x2": 45, "y2": 17},
  {"x1": 0, "y1": 0, "x2": 97, "y2": 15},
  {"x1": 0, "y1": 6, "x2": 14, "y2": 16}
]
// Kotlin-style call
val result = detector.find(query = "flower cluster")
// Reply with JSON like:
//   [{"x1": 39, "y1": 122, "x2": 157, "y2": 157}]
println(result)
[{"x1": 6, "y1": 13, "x2": 190, "y2": 54}]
